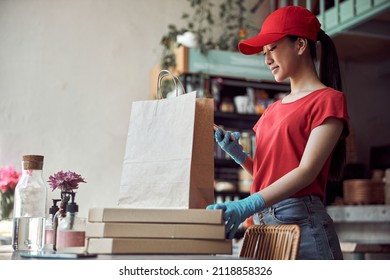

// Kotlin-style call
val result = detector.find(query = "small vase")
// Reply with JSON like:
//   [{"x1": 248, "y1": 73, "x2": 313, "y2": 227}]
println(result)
[{"x1": 0, "y1": 191, "x2": 14, "y2": 221}]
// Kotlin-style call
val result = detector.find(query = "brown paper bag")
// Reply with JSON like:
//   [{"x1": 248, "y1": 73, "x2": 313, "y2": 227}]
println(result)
[{"x1": 119, "y1": 71, "x2": 214, "y2": 209}]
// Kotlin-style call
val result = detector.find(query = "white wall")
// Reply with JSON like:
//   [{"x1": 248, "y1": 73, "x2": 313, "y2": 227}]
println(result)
[{"x1": 0, "y1": 0, "x2": 190, "y2": 217}]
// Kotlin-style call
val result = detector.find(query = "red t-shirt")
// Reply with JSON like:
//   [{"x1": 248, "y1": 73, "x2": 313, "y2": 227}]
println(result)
[{"x1": 251, "y1": 87, "x2": 349, "y2": 200}]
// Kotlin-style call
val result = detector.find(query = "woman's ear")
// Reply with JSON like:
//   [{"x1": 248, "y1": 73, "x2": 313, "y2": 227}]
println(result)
[{"x1": 297, "y1": 37, "x2": 308, "y2": 55}]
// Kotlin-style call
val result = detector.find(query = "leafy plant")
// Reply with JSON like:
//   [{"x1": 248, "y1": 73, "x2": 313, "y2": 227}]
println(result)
[
  {"x1": 160, "y1": 24, "x2": 187, "y2": 70},
  {"x1": 183, "y1": 0, "x2": 216, "y2": 54},
  {"x1": 160, "y1": 0, "x2": 259, "y2": 70},
  {"x1": 215, "y1": 0, "x2": 258, "y2": 51}
]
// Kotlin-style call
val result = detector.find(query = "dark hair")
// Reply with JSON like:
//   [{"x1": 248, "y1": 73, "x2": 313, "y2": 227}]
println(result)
[{"x1": 288, "y1": 31, "x2": 346, "y2": 181}]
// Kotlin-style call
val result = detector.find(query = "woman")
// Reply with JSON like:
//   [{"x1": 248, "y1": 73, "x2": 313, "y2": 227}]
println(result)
[{"x1": 207, "y1": 6, "x2": 349, "y2": 260}]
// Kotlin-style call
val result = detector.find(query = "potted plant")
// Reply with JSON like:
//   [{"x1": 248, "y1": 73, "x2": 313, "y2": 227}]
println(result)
[
  {"x1": 160, "y1": 0, "x2": 259, "y2": 70},
  {"x1": 157, "y1": 0, "x2": 260, "y2": 98}
]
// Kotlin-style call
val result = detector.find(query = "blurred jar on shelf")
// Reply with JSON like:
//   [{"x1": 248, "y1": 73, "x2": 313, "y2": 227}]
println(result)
[
  {"x1": 219, "y1": 98, "x2": 234, "y2": 113},
  {"x1": 239, "y1": 132, "x2": 252, "y2": 156},
  {"x1": 238, "y1": 169, "x2": 252, "y2": 193}
]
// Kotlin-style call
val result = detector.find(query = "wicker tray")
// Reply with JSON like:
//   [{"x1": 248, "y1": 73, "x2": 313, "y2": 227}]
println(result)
[
  {"x1": 343, "y1": 179, "x2": 385, "y2": 205},
  {"x1": 240, "y1": 224, "x2": 300, "y2": 260}
]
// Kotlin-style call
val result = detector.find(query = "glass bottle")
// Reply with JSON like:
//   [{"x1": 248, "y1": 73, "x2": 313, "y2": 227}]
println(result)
[
  {"x1": 52, "y1": 191, "x2": 71, "y2": 251},
  {"x1": 12, "y1": 155, "x2": 47, "y2": 252},
  {"x1": 44, "y1": 199, "x2": 60, "y2": 252},
  {"x1": 56, "y1": 192, "x2": 86, "y2": 252}
]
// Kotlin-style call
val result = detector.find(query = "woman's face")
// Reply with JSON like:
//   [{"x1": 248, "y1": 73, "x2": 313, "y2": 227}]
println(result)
[{"x1": 262, "y1": 37, "x2": 300, "y2": 82}]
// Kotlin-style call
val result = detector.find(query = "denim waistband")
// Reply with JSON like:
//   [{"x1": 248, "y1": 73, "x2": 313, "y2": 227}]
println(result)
[
  {"x1": 255, "y1": 195, "x2": 323, "y2": 223},
  {"x1": 264, "y1": 195, "x2": 322, "y2": 212}
]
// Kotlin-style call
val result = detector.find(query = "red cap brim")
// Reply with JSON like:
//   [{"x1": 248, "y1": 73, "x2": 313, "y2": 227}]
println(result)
[{"x1": 238, "y1": 33, "x2": 287, "y2": 55}]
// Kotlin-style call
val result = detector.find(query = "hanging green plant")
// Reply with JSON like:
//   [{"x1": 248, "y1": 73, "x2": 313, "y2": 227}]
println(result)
[
  {"x1": 159, "y1": 0, "x2": 259, "y2": 71},
  {"x1": 160, "y1": 24, "x2": 186, "y2": 70}
]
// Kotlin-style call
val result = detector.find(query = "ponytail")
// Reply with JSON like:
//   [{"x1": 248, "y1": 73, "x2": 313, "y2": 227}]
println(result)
[
  {"x1": 317, "y1": 29, "x2": 346, "y2": 181},
  {"x1": 317, "y1": 29, "x2": 342, "y2": 91}
]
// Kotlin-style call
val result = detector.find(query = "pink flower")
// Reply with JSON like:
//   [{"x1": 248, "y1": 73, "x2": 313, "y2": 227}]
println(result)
[
  {"x1": 0, "y1": 166, "x2": 21, "y2": 193},
  {"x1": 48, "y1": 170, "x2": 86, "y2": 192}
]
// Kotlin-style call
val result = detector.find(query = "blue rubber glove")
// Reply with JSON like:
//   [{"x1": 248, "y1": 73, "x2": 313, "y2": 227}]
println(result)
[
  {"x1": 215, "y1": 128, "x2": 247, "y2": 165},
  {"x1": 207, "y1": 193, "x2": 265, "y2": 239}
]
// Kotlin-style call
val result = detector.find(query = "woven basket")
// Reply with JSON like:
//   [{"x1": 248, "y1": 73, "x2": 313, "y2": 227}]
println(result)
[
  {"x1": 240, "y1": 224, "x2": 300, "y2": 260},
  {"x1": 343, "y1": 179, "x2": 385, "y2": 205}
]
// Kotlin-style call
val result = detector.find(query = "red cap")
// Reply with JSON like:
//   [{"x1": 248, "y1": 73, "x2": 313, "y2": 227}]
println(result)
[{"x1": 239, "y1": 6, "x2": 321, "y2": 55}]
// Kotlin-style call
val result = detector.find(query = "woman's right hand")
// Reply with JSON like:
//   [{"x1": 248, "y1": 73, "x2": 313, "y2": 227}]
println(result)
[{"x1": 215, "y1": 128, "x2": 247, "y2": 165}]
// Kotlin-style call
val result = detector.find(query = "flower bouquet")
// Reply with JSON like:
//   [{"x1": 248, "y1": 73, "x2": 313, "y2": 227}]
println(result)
[
  {"x1": 0, "y1": 166, "x2": 21, "y2": 220},
  {"x1": 47, "y1": 170, "x2": 86, "y2": 217}
]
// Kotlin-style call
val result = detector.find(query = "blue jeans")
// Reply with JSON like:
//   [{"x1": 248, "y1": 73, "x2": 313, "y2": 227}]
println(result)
[{"x1": 253, "y1": 195, "x2": 343, "y2": 260}]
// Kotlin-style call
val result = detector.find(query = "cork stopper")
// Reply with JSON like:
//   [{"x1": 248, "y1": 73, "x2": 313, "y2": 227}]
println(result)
[{"x1": 22, "y1": 155, "x2": 44, "y2": 170}]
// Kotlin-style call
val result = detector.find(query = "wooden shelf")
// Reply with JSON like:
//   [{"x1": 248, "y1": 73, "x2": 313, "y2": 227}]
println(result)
[
  {"x1": 214, "y1": 158, "x2": 239, "y2": 168},
  {"x1": 214, "y1": 111, "x2": 260, "y2": 130}
]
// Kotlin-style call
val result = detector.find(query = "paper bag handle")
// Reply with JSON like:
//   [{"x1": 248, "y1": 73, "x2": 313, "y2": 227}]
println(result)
[{"x1": 156, "y1": 70, "x2": 186, "y2": 99}]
